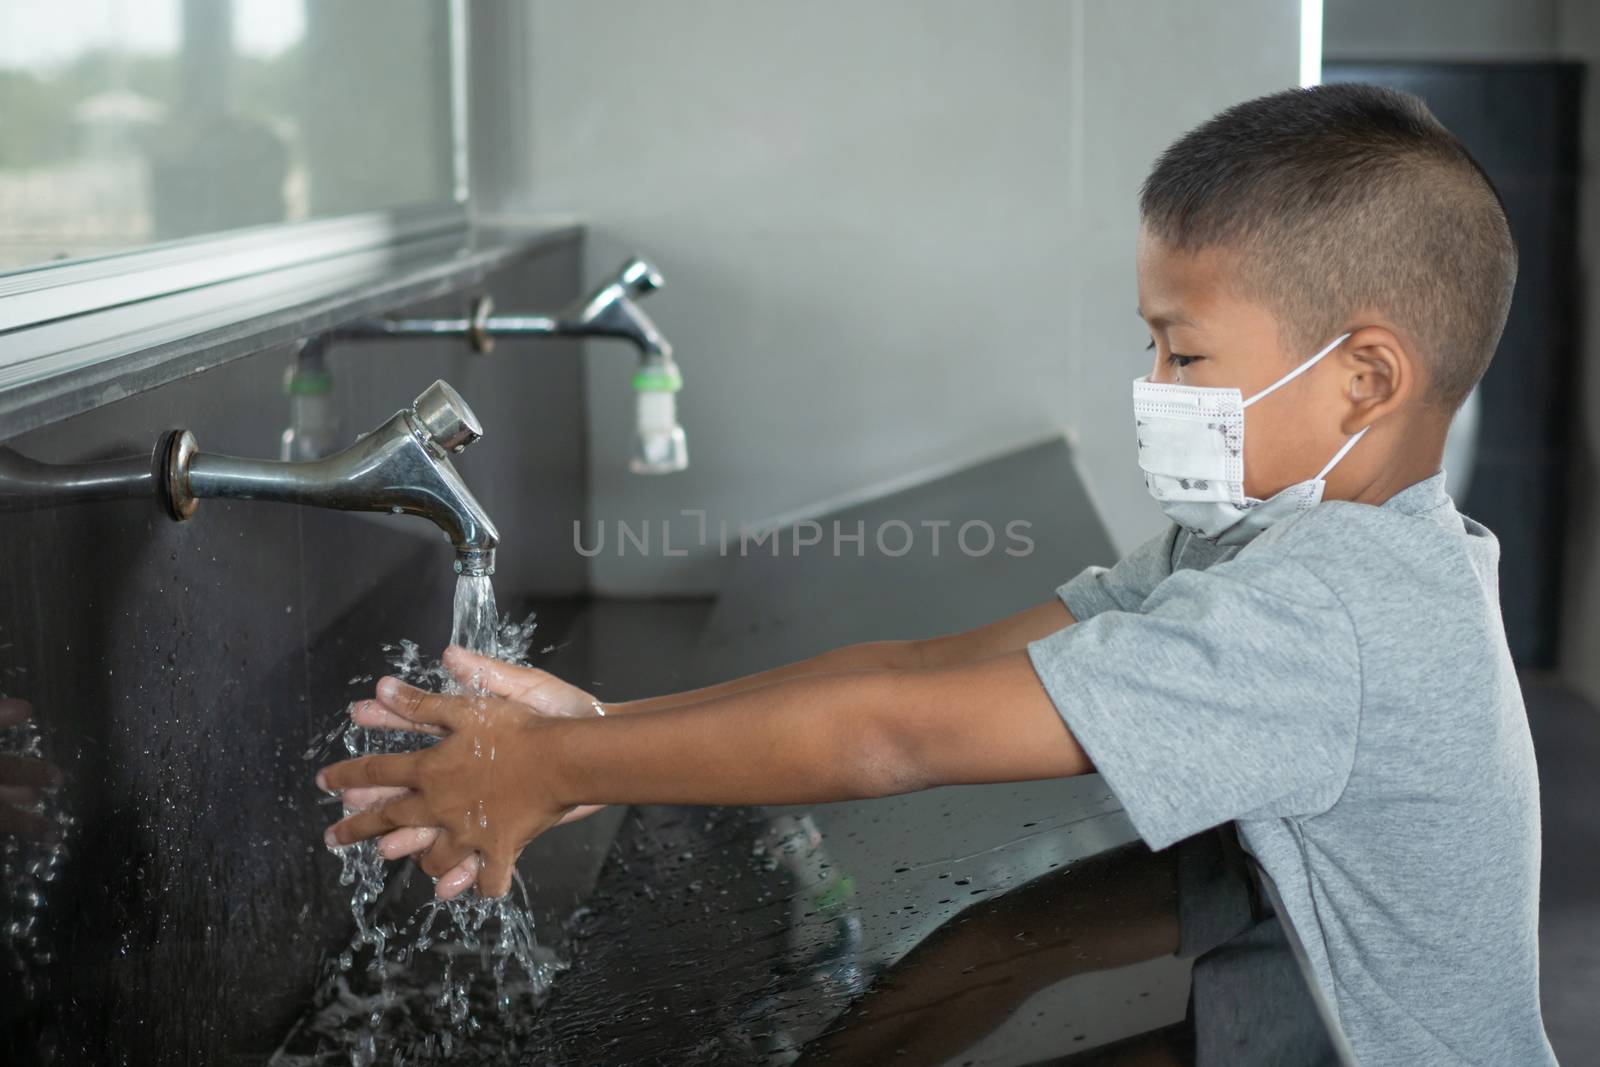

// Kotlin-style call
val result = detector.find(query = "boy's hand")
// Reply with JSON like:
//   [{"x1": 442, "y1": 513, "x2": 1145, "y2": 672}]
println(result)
[
  {"x1": 322, "y1": 647, "x2": 606, "y2": 899},
  {"x1": 319, "y1": 673, "x2": 572, "y2": 899},
  {"x1": 0, "y1": 698, "x2": 61, "y2": 839},
  {"x1": 319, "y1": 647, "x2": 1091, "y2": 899}
]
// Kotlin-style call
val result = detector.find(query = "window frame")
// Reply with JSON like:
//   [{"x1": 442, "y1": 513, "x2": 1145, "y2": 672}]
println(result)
[{"x1": 0, "y1": 0, "x2": 471, "y2": 337}]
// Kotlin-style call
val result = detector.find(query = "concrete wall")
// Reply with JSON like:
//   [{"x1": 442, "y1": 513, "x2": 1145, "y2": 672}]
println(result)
[{"x1": 475, "y1": 0, "x2": 1300, "y2": 594}]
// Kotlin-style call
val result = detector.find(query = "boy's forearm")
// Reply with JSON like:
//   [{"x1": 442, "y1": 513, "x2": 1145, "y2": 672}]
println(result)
[
  {"x1": 556, "y1": 671, "x2": 906, "y2": 807},
  {"x1": 548, "y1": 651, "x2": 1092, "y2": 810},
  {"x1": 608, "y1": 640, "x2": 922, "y2": 716},
  {"x1": 915, "y1": 599, "x2": 1074, "y2": 668},
  {"x1": 605, "y1": 599, "x2": 1075, "y2": 718}
]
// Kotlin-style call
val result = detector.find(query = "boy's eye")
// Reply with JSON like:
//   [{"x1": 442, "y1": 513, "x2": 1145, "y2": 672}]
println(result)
[{"x1": 1146, "y1": 339, "x2": 1200, "y2": 369}]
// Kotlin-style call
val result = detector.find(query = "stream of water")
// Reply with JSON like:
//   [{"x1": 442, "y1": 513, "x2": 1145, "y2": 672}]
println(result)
[
  {"x1": 276, "y1": 575, "x2": 562, "y2": 1066},
  {"x1": 449, "y1": 575, "x2": 500, "y2": 656}
]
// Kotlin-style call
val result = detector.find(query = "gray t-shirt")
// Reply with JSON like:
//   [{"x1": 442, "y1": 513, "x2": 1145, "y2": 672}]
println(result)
[{"x1": 1026, "y1": 472, "x2": 1556, "y2": 1066}]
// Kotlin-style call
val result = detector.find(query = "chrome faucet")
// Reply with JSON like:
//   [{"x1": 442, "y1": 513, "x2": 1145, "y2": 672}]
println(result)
[
  {"x1": 0, "y1": 380, "x2": 499, "y2": 576},
  {"x1": 334, "y1": 256, "x2": 688, "y2": 474}
]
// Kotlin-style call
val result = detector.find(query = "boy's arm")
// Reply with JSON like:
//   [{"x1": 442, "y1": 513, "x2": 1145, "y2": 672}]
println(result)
[
  {"x1": 319, "y1": 650, "x2": 1090, "y2": 897},
  {"x1": 610, "y1": 599, "x2": 1074, "y2": 715},
  {"x1": 341, "y1": 599, "x2": 1076, "y2": 895},
  {"x1": 347, "y1": 595, "x2": 1069, "y2": 737}
]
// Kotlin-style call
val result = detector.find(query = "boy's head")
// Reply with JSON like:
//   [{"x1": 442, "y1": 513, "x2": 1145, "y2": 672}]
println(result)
[{"x1": 1134, "y1": 83, "x2": 1517, "y2": 503}]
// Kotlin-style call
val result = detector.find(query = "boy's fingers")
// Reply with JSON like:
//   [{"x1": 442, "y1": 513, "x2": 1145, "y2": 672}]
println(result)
[
  {"x1": 441, "y1": 645, "x2": 509, "y2": 693},
  {"x1": 443, "y1": 647, "x2": 601, "y2": 719},
  {"x1": 443, "y1": 645, "x2": 577, "y2": 712},
  {"x1": 434, "y1": 854, "x2": 481, "y2": 900},
  {"x1": 325, "y1": 795, "x2": 426, "y2": 847},
  {"x1": 340, "y1": 785, "x2": 409, "y2": 811},
  {"x1": 419, "y1": 840, "x2": 472, "y2": 879},
  {"x1": 0, "y1": 804, "x2": 55, "y2": 838},
  {"x1": 375, "y1": 677, "x2": 466, "y2": 730},
  {"x1": 441, "y1": 646, "x2": 542, "y2": 700},
  {"x1": 0, "y1": 698, "x2": 33, "y2": 726},
  {"x1": 351, "y1": 700, "x2": 444, "y2": 737},
  {"x1": 378, "y1": 826, "x2": 438, "y2": 859},
  {"x1": 317, "y1": 752, "x2": 418, "y2": 793},
  {"x1": 476, "y1": 852, "x2": 514, "y2": 899},
  {"x1": 0, "y1": 785, "x2": 43, "y2": 806},
  {"x1": 0, "y1": 755, "x2": 62, "y2": 789}
]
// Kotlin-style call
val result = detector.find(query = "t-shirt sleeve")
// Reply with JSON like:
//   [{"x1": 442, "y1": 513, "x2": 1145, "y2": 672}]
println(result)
[
  {"x1": 1056, "y1": 525, "x2": 1180, "y2": 621},
  {"x1": 1027, "y1": 554, "x2": 1361, "y2": 851}
]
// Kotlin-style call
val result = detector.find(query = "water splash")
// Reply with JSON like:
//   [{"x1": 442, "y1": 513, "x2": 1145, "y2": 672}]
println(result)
[
  {"x1": 0, "y1": 714, "x2": 72, "y2": 1005},
  {"x1": 280, "y1": 578, "x2": 559, "y2": 1065}
]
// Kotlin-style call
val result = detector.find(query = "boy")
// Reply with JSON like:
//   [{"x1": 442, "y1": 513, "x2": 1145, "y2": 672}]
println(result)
[{"x1": 318, "y1": 84, "x2": 1555, "y2": 1065}]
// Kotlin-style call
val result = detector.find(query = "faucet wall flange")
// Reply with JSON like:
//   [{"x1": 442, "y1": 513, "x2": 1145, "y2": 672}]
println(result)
[
  {"x1": 159, "y1": 429, "x2": 200, "y2": 521},
  {"x1": 468, "y1": 295, "x2": 495, "y2": 354}
]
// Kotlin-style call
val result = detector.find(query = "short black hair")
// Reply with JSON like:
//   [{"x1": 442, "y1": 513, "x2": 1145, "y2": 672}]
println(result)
[{"x1": 1139, "y1": 83, "x2": 1517, "y2": 410}]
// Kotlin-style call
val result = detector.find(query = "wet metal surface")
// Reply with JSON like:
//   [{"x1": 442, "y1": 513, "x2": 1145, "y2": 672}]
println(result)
[
  {"x1": 0, "y1": 244, "x2": 591, "y2": 1065},
  {"x1": 527, "y1": 796, "x2": 1191, "y2": 1065}
]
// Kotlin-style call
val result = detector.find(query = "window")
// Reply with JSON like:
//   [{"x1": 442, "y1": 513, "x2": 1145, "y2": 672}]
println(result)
[{"x1": 0, "y1": 0, "x2": 466, "y2": 332}]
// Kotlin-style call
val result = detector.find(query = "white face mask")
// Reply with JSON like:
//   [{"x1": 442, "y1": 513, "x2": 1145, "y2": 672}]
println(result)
[{"x1": 1132, "y1": 331, "x2": 1366, "y2": 546}]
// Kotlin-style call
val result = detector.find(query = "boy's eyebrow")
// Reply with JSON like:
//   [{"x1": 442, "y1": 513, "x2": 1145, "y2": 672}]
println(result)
[{"x1": 1136, "y1": 306, "x2": 1191, "y2": 328}]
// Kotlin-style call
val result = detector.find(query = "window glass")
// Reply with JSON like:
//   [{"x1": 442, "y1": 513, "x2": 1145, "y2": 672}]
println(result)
[{"x1": 0, "y1": 0, "x2": 457, "y2": 274}]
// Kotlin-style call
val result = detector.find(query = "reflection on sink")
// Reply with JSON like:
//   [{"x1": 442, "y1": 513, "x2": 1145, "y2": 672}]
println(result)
[{"x1": 522, "y1": 787, "x2": 1185, "y2": 1064}]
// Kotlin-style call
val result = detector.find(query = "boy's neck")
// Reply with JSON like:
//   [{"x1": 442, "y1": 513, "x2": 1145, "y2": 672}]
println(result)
[{"x1": 1340, "y1": 419, "x2": 1449, "y2": 507}]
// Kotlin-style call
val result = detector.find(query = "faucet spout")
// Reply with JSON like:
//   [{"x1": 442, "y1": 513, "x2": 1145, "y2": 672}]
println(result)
[
  {"x1": 167, "y1": 380, "x2": 499, "y2": 574},
  {"x1": 0, "y1": 382, "x2": 498, "y2": 574},
  {"x1": 481, "y1": 257, "x2": 688, "y2": 473},
  {"x1": 327, "y1": 256, "x2": 687, "y2": 474},
  {"x1": 551, "y1": 256, "x2": 673, "y2": 360}
]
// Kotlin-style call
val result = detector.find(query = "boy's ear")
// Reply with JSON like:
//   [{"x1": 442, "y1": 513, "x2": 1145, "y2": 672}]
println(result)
[{"x1": 1339, "y1": 325, "x2": 1414, "y2": 432}]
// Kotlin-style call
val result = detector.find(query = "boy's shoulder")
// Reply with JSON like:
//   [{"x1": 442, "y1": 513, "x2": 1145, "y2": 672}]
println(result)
[
  {"x1": 1231, "y1": 474, "x2": 1496, "y2": 606},
  {"x1": 1069, "y1": 475, "x2": 1487, "y2": 625}
]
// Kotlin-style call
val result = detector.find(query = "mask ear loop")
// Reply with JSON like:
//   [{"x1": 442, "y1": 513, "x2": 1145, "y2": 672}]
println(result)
[
  {"x1": 1241, "y1": 332, "x2": 1353, "y2": 409},
  {"x1": 1316, "y1": 425, "x2": 1368, "y2": 480}
]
